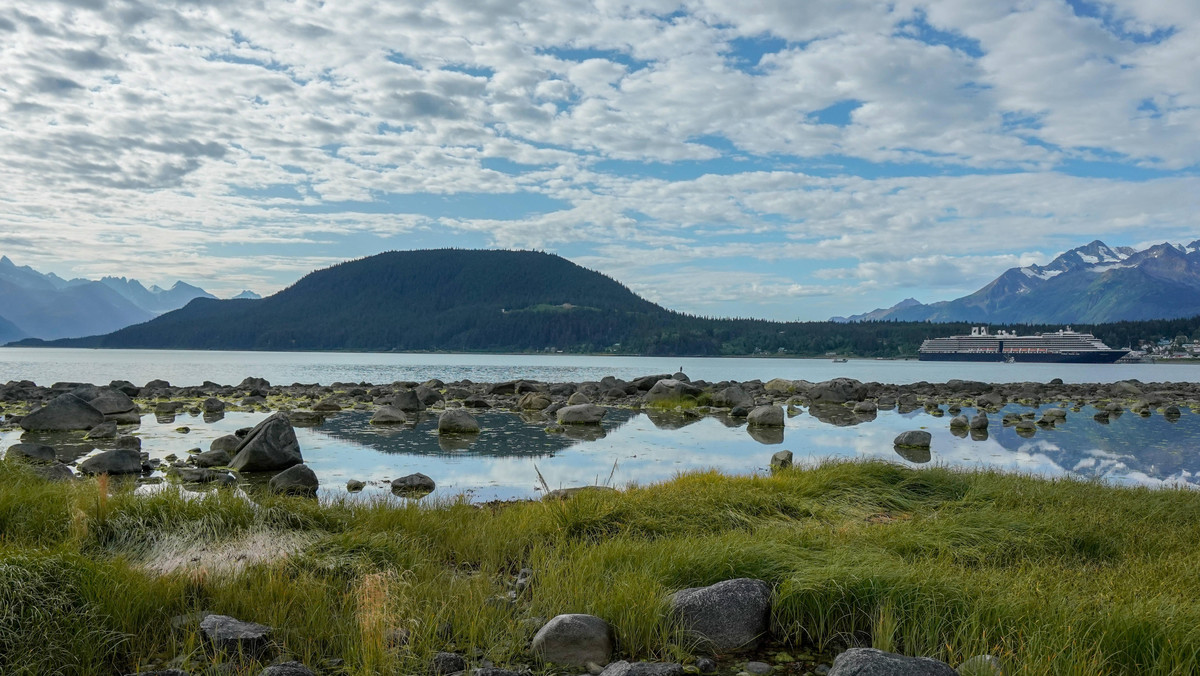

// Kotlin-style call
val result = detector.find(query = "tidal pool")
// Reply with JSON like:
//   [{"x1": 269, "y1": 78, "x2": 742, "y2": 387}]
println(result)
[{"x1": 6, "y1": 402, "x2": 1198, "y2": 501}]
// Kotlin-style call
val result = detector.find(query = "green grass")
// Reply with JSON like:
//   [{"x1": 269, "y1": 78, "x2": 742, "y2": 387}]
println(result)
[{"x1": 4, "y1": 458, "x2": 1200, "y2": 675}]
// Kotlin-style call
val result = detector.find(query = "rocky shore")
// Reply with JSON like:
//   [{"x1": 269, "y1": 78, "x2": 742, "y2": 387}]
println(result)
[{"x1": 2, "y1": 372, "x2": 1194, "y2": 496}]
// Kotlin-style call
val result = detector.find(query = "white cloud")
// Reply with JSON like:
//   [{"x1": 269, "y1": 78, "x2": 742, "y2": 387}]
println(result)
[{"x1": 0, "y1": 0, "x2": 1197, "y2": 314}]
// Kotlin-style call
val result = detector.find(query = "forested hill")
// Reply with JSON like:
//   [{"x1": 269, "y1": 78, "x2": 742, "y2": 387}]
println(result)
[
  {"x1": 28, "y1": 249, "x2": 677, "y2": 352},
  {"x1": 17, "y1": 248, "x2": 1200, "y2": 356}
]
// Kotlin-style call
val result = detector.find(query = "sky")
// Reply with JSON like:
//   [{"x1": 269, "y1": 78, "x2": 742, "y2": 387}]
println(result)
[{"x1": 1, "y1": 0, "x2": 1198, "y2": 321}]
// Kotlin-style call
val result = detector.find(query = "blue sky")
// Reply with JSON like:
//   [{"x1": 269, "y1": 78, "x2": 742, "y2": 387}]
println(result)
[{"x1": 0, "y1": 0, "x2": 1197, "y2": 320}]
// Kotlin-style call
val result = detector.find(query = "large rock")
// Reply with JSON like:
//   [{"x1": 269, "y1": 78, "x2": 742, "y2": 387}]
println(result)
[
  {"x1": 370, "y1": 406, "x2": 408, "y2": 425},
  {"x1": 199, "y1": 614, "x2": 272, "y2": 658},
  {"x1": 532, "y1": 614, "x2": 613, "y2": 667},
  {"x1": 78, "y1": 448, "x2": 143, "y2": 475},
  {"x1": 390, "y1": 389, "x2": 426, "y2": 413},
  {"x1": 19, "y1": 393, "x2": 105, "y2": 431},
  {"x1": 557, "y1": 404, "x2": 607, "y2": 425},
  {"x1": 828, "y1": 648, "x2": 957, "y2": 676},
  {"x1": 260, "y1": 662, "x2": 316, "y2": 676},
  {"x1": 599, "y1": 662, "x2": 684, "y2": 676},
  {"x1": 894, "y1": 430, "x2": 932, "y2": 448},
  {"x1": 392, "y1": 472, "x2": 436, "y2": 496},
  {"x1": 969, "y1": 413, "x2": 989, "y2": 430},
  {"x1": 191, "y1": 449, "x2": 231, "y2": 468},
  {"x1": 5, "y1": 443, "x2": 57, "y2": 464},
  {"x1": 670, "y1": 578, "x2": 772, "y2": 653},
  {"x1": 644, "y1": 379, "x2": 702, "y2": 403},
  {"x1": 808, "y1": 378, "x2": 866, "y2": 404},
  {"x1": 81, "y1": 387, "x2": 138, "y2": 416},
  {"x1": 269, "y1": 464, "x2": 319, "y2": 496},
  {"x1": 713, "y1": 386, "x2": 754, "y2": 409},
  {"x1": 229, "y1": 413, "x2": 303, "y2": 472},
  {"x1": 439, "y1": 409, "x2": 481, "y2": 434},
  {"x1": 747, "y1": 405, "x2": 784, "y2": 427}
]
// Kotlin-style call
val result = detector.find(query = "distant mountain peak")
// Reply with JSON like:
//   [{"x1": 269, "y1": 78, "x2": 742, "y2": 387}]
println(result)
[
  {"x1": 233, "y1": 290, "x2": 262, "y2": 300},
  {"x1": 833, "y1": 238, "x2": 1200, "y2": 324}
]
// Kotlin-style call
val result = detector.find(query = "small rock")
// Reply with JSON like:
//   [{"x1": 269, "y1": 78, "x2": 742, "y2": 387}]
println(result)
[
  {"x1": 893, "y1": 430, "x2": 931, "y2": 448},
  {"x1": 370, "y1": 406, "x2": 408, "y2": 425},
  {"x1": 695, "y1": 658, "x2": 717, "y2": 674},
  {"x1": 747, "y1": 405, "x2": 785, "y2": 428},
  {"x1": 85, "y1": 421, "x2": 118, "y2": 439},
  {"x1": 269, "y1": 464, "x2": 319, "y2": 496},
  {"x1": 191, "y1": 449, "x2": 231, "y2": 468},
  {"x1": 259, "y1": 661, "x2": 316, "y2": 676},
  {"x1": 828, "y1": 648, "x2": 956, "y2": 676},
  {"x1": 116, "y1": 435, "x2": 142, "y2": 450},
  {"x1": 79, "y1": 448, "x2": 143, "y2": 475},
  {"x1": 346, "y1": 479, "x2": 366, "y2": 492},
  {"x1": 392, "y1": 472, "x2": 436, "y2": 496},
  {"x1": 769, "y1": 450, "x2": 793, "y2": 470},
  {"x1": 558, "y1": 404, "x2": 607, "y2": 425},
  {"x1": 430, "y1": 651, "x2": 466, "y2": 675},
  {"x1": 199, "y1": 614, "x2": 272, "y2": 658},
  {"x1": 600, "y1": 662, "x2": 684, "y2": 676},
  {"x1": 532, "y1": 613, "x2": 614, "y2": 667},
  {"x1": 5, "y1": 443, "x2": 57, "y2": 464},
  {"x1": 439, "y1": 409, "x2": 481, "y2": 434},
  {"x1": 670, "y1": 578, "x2": 772, "y2": 653},
  {"x1": 745, "y1": 662, "x2": 772, "y2": 674}
]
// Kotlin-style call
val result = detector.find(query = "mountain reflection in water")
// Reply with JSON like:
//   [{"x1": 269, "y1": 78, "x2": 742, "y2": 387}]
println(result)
[{"x1": 5, "y1": 402, "x2": 1199, "y2": 502}]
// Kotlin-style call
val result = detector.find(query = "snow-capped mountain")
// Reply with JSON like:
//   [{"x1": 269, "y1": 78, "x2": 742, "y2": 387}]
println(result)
[{"x1": 835, "y1": 240, "x2": 1200, "y2": 324}]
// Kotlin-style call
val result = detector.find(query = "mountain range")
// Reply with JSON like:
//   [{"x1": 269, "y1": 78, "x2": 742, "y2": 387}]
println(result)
[
  {"x1": 0, "y1": 256, "x2": 248, "y2": 341},
  {"x1": 832, "y1": 240, "x2": 1200, "y2": 324}
]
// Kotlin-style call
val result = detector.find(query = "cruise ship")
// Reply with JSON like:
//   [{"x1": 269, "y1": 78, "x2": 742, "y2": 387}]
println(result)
[{"x1": 918, "y1": 327, "x2": 1130, "y2": 363}]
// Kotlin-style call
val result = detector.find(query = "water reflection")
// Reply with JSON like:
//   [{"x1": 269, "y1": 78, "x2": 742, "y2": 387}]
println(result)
[{"x1": 3, "y1": 402, "x2": 1199, "y2": 501}]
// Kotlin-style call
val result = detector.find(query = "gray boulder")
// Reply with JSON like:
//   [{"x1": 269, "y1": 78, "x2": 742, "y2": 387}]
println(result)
[
  {"x1": 210, "y1": 434, "x2": 241, "y2": 453},
  {"x1": 202, "y1": 398, "x2": 226, "y2": 413},
  {"x1": 532, "y1": 613, "x2": 613, "y2": 667},
  {"x1": 34, "y1": 463, "x2": 76, "y2": 482},
  {"x1": 713, "y1": 386, "x2": 754, "y2": 409},
  {"x1": 670, "y1": 578, "x2": 771, "y2": 652},
  {"x1": 260, "y1": 662, "x2": 316, "y2": 676},
  {"x1": 558, "y1": 404, "x2": 607, "y2": 425},
  {"x1": 439, "y1": 409, "x2": 481, "y2": 434},
  {"x1": 430, "y1": 652, "x2": 466, "y2": 675},
  {"x1": 191, "y1": 449, "x2": 231, "y2": 468},
  {"x1": 969, "y1": 413, "x2": 989, "y2": 430},
  {"x1": 83, "y1": 387, "x2": 138, "y2": 415},
  {"x1": 229, "y1": 413, "x2": 303, "y2": 472},
  {"x1": 172, "y1": 467, "x2": 234, "y2": 484},
  {"x1": 808, "y1": 378, "x2": 866, "y2": 404},
  {"x1": 390, "y1": 389, "x2": 426, "y2": 413},
  {"x1": 269, "y1": 464, "x2": 319, "y2": 495},
  {"x1": 78, "y1": 448, "x2": 143, "y2": 475},
  {"x1": 644, "y1": 379, "x2": 702, "y2": 403},
  {"x1": 769, "y1": 450, "x2": 793, "y2": 470},
  {"x1": 519, "y1": 392, "x2": 553, "y2": 410},
  {"x1": 599, "y1": 662, "x2": 684, "y2": 676},
  {"x1": 19, "y1": 393, "x2": 105, "y2": 431},
  {"x1": 949, "y1": 415, "x2": 969, "y2": 429},
  {"x1": 5, "y1": 443, "x2": 57, "y2": 464},
  {"x1": 116, "y1": 435, "x2": 141, "y2": 450},
  {"x1": 370, "y1": 406, "x2": 408, "y2": 425},
  {"x1": 199, "y1": 614, "x2": 272, "y2": 658},
  {"x1": 392, "y1": 472, "x2": 436, "y2": 496},
  {"x1": 894, "y1": 430, "x2": 932, "y2": 448},
  {"x1": 85, "y1": 421, "x2": 119, "y2": 439},
  {"x1": 828, "y1": 648, "x2": 957, "y2": 676},
  {"x1": 747, "y1": 405, "x2": 784, "y2": 427}
]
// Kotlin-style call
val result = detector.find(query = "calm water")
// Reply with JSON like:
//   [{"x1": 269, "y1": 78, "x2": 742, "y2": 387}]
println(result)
[
  {"x1": 5, "y1": 403, "x2": 1197, "y2": 501},
  {"x1": 2, "y1": 347, "x2": 1199, "y2": 386},
  {"x1": 5, "y1": 348, "x2": 1200, "y2": 500}
]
